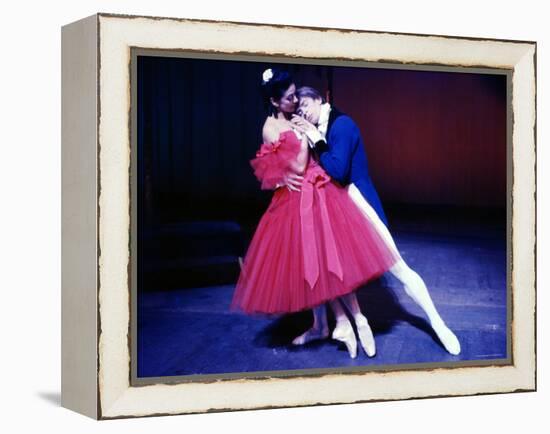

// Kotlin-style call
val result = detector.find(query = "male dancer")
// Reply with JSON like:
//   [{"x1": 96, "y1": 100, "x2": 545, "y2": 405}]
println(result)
[{"x1": 288, "y1": 86, "x2": 461, "y2": 356}]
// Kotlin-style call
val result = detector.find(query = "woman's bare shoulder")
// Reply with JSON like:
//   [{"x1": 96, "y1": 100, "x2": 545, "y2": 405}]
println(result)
[{"x1": 262, "y1": 118, "x2": 282, "y2": 144}]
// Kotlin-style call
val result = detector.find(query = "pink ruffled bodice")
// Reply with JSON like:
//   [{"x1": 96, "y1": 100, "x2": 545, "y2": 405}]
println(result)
[{"x1": 250, "y1": 129, "x2": 302, "y2": 190}]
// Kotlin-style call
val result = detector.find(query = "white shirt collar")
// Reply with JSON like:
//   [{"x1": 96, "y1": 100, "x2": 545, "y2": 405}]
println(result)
[{"x1": 317, "y1": 103, "x2": 331, "y2": 138}]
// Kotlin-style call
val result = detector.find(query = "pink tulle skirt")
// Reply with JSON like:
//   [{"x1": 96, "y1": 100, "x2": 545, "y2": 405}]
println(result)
[{"x1": 231, "y1": 165, "x2": 398, "y2": 315}]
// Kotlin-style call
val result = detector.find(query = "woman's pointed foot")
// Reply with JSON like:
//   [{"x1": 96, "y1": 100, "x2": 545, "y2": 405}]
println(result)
[
  {"x1": 332, "y1": 322, "x2": 357, "y2": 359},
  {"x1": 432, "y1": 320, "x2": 461, "y2": 355},
  {"x1": 292, "y1": 326, "x2": 329, "y2": 345},
  {"x1": 356, "y1": 316, "x2": 376, "y2": 357}
]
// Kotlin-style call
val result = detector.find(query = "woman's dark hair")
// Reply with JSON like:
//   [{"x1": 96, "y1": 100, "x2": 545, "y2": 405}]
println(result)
[{"x1": 260, "y1": 68, "x2": 294, "y2": 116}]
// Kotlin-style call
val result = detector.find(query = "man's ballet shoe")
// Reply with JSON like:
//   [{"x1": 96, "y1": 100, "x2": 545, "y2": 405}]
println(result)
[{"x1": 432, "y1": 321, "x2": 461, "y2": 355}]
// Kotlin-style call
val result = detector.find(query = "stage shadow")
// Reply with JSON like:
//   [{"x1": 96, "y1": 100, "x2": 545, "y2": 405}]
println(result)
[
  {"x1": 356, "y1": 281, "x2": 430, "y2": 334},
  {"x1": 253, "y1": 277, "x2": 446, "y2": 352},
  {"x1": 252, "y1": 310, "x2": 316, "y2": 348},
  {"x1": 356, "y1": 280, "x2": 448, "y2": 351}
]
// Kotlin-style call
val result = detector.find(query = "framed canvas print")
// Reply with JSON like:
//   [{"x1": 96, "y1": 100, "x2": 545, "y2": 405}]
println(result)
[{"x1": 61, "y1": 13, "x2": 536, "y2": 419}]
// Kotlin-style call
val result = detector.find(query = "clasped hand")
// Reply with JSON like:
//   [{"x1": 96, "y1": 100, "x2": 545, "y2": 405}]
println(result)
[
  {"x1": 281, "y1": 172, "x2": 303, "y2": 192},
  {"x1": 290, "y1": 114, "x2": 316, "y2": 133}
]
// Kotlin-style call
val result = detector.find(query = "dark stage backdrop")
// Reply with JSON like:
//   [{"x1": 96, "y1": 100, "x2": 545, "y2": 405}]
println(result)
[
  {"x1": 138, "y1": 56, "x2": 331, "y2": 224},
  {"x1": 333, "y1": 68, "x2": 507, "y2": 208},
  {"x1": 137, "y1": 55, "x2": 507, "y2": 290},
  {"x1": 138, "y1": 56, "x2": 506, "y2": 222}
]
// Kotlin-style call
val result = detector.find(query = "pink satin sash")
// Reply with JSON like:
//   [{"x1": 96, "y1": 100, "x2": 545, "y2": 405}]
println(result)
[{"x1": 300, "y1": 164, "x2": 344, "y2": 289}]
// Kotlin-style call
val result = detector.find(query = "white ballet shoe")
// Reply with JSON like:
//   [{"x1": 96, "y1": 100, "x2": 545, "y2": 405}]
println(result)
[
  {"x1": 356, "y1": 316, "x2": 376, "y2": 357},
  {"x1": 432, "y1": 320, "x2": 461, "y2": 355},
  {"x1": 292, "y1": 326, "x2": 329, "y2": 345},
  {"x1": 332, "y1": 322, "x2": 357, "y2": 359}
]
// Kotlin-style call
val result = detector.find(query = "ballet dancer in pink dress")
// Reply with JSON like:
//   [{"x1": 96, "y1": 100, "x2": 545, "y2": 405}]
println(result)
[{"x1": 231, "y1": 68, "x2": 399, "y2": 358}]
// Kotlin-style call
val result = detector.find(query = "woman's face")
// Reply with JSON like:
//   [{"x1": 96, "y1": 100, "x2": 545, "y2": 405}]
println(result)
[{"x1": 271, "y1": 83, "x2": 298, "y2": 114}]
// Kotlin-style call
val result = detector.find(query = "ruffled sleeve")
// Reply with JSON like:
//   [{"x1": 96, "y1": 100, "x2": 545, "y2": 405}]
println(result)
[{"x1": 250, "y1": 131, "x2": 301, "y2": 190}]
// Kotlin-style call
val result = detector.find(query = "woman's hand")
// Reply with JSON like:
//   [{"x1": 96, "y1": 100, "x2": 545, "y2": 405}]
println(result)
[
  {"x1": 276, "y1": 172, "x2": 303, "y2": 192},
  {"x1": 282, "y1": 172, "x2": 304, "y2": 192},
  {"x1": 291, "y1": 115, "x2": 316, "y2": 133},
  {"x1": 291, "y1": 115, "x2": 324, "y2": 149}
]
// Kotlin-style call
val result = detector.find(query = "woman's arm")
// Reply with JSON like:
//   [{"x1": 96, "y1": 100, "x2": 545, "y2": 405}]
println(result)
[
  {"x1": 257, "y1": 123, "x2": 306, "y2": 190},
  {"x1": 262, "y1": 122, "x2": 280, "y2": 144},
  {"x1": 263, "y1": 123, "x2": 308, "y2": 175}
]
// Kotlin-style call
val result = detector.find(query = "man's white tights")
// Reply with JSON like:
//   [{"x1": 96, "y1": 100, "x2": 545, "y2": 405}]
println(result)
[{"x1": 292, "y1": 184, "x2": 461, "y2": 356}]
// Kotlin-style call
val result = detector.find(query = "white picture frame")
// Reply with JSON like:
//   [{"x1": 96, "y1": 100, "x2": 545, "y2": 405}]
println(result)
[{"x1": 61, "y1": 13, "x2": 536, "y2": 419}]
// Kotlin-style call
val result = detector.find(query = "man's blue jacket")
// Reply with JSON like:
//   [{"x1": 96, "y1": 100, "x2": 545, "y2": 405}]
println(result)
[{"x1": 317, "y1": 106, "x2": 389, "y2": 227}]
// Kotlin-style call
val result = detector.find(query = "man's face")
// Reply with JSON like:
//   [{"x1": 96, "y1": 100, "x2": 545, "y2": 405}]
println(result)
[{"x1": 298, "y1": 96, "x2": 323, "y2": 125}]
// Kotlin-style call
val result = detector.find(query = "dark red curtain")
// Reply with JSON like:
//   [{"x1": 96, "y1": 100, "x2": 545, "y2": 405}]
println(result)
[{"x1": 332, "y1": 68, "x2": 507, "y2": 208}]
